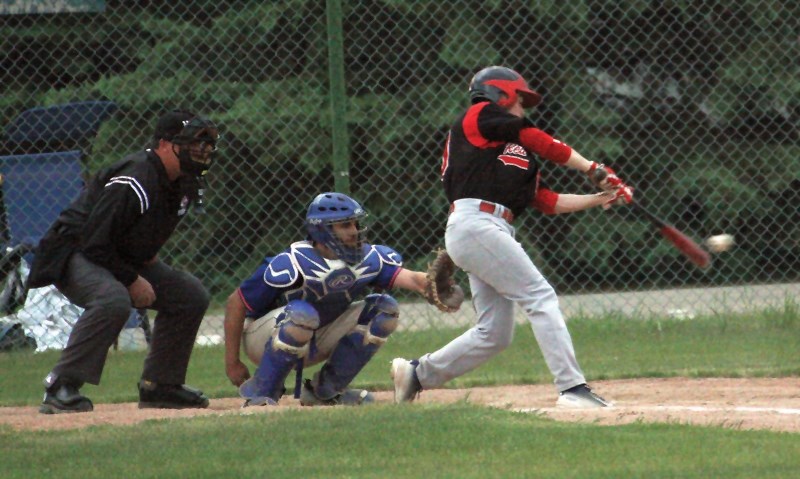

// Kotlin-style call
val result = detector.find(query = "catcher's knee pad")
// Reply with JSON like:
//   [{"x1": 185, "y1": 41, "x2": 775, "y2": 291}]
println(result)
[
  {"x1": 280, "y1": 299, "x2": 320, "y2": 331},
  {"x1": 247, "y1": 301, "x2": 320, "y2": 402},
  {"x1": 273, "y1": 300, "x2": 320, "y2": 355},
  {"x1": 355, "y1": 294, "x2": 399, "y2": 345}
]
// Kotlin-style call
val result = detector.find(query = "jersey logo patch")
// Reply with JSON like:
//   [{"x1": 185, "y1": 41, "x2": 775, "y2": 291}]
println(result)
[
  {"x1": 326, "y1": 269, "x2": 356, "y2": 290},
  {"x1": 497, "y1": 143, "x2": 529, "y2": 170}
]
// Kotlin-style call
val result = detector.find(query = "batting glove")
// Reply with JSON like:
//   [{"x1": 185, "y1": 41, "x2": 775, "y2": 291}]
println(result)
[
  {"x1": 602, "y1": 184, "x2": 634, "y2": 209},
  {"x1": 587, "y1": 162, "x2": 624, "y2": 192}
]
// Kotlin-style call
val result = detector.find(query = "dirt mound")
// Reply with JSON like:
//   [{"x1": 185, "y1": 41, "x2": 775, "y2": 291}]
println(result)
[{"x1": 3, "y1": 377, "x2": 798, "y2": 433}]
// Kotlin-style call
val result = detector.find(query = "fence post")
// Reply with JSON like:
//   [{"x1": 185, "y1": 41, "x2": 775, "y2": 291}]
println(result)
[{"x1": 326, "y1": 0, "x2": 350, "y2": 194}]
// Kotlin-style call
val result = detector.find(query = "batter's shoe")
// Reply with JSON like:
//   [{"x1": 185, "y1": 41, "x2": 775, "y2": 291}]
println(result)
[
  {"x1": 556, "y1": 384, "x2": 611, "y2": 408},
  {"x1": 138, "y1": 380, "x2": 209, "y2": 409},
  {"x1": 299, "y1": 379, "x2": 374, "y2": 406},
  {"x1": 391, "y1": 358, "x2": 421, "y2": 403},
  {"x1": 39, "y1": 379, "x2": 93, "y2": 414}
]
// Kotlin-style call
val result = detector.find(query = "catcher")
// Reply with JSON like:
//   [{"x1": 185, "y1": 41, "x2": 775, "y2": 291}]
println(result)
[{"x1": 224, "y1": 192, "x2": 463, "y2": 406}]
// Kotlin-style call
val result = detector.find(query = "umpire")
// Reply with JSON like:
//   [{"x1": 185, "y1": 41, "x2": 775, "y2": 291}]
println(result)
[{"x1": 28, "y1": 110, "x2": 219, "y2": 414}]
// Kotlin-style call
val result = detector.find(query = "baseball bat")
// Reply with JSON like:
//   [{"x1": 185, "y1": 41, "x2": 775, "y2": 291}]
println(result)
[
  {"x1": 589, "y1": 166, "x2": 709, "y2": 268},
  {"x1": 630, "y1": 201, "x2": 710, "y2": 269}
]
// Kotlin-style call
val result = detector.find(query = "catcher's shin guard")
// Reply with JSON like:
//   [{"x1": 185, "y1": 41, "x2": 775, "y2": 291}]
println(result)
[
  {"x1": 243, "y1": 301, "x2": 319, "y2": 403},
  {"x1": 312, "y1": 294, "x2": 399, "y2": 400}
]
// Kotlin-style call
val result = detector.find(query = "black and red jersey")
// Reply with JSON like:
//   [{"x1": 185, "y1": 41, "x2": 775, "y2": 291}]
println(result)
[{"x1": 441, "y1": 101, "x2": 569, "y2": 217}]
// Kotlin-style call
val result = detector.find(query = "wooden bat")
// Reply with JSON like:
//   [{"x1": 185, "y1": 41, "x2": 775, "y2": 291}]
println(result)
[{"x1": 630, "y1": 201, "x2": 710, "y2": 269}]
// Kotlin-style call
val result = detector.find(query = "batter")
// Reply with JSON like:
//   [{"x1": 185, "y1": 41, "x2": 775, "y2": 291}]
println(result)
[{"x1": 391, "y1": 66, "x2": 633, "y2": 408}]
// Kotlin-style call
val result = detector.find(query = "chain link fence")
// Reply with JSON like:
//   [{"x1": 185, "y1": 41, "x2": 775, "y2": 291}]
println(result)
[{"x1": 1, "y1": 0, "x2": 798, "y2": 350}]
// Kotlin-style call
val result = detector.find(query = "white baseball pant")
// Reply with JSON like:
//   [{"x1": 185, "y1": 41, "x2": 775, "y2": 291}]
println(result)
[
  {"x1": 242, "y1": 301, "x2": 367, "y2": 367},
  {"x1": 415, "y1": 198, "x2": 587, "y2": 392}
]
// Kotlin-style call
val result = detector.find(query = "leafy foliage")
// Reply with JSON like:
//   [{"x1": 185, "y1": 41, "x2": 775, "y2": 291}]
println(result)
[{"x1": 0, "y1": 0, "x2": 797, "y2": 303}]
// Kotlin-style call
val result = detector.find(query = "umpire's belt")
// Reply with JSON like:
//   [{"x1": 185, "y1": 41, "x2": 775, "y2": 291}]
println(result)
[{"x1": 449, "y1": 199, "x2": 515, "y2": 224}]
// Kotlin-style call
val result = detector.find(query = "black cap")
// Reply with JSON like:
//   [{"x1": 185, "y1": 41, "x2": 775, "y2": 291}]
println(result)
[{"x1": 153, "y1": 110, "x2": 195, "y2": 142}]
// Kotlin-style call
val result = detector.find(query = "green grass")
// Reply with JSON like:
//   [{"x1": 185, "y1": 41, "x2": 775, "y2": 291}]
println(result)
[
  {"x1": 2, "y1": 307, "x2": 799, "y2": 406},
  {"x1": 1, "y1": 308, "x2": 800, "y2": 478},
  {"x1": 2, "y1": 405, "x2": 799, "y2": 479}
]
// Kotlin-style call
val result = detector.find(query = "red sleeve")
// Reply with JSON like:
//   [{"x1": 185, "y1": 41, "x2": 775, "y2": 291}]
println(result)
[
  {"x1": 530, "y1": 188, "x2": 559, "y2": 215},
  {"x1": 518, "y1": 127, "x2": 572, "y2": 164}
]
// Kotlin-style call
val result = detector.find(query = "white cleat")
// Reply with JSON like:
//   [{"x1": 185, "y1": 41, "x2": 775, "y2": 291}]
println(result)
[
  {"x1": 390, "y1": 358, "x2": 421, "y2": 404},
  {"x1": 556, "y1": 384, "x2": 612, "y2": 408}
]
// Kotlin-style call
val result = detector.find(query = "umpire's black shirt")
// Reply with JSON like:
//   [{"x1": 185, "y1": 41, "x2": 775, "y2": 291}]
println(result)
[{"x1": 48, "y1": 150, "x2": 198, "y2": 286}]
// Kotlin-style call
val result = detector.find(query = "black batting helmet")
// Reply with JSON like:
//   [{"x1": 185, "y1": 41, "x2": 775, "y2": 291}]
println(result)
[{"x1": 469, "y1": 66, "x2": 542, "y2": 108}]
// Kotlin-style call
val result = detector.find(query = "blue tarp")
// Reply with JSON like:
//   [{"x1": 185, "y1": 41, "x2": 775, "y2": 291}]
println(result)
[
  {"x1": 0, "y1": 150, "x2": 83, "y2": 248},
  {"x1": 3, "y1": 101, "x2": 117, "y2": 147}
]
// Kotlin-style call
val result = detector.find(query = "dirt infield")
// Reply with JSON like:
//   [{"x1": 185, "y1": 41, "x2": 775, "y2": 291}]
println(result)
[{"x1": 3, "y1": 377, "x2": 799, "y2": 433}]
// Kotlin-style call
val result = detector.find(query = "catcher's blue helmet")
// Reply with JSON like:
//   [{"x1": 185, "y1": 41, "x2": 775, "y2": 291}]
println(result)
[{"x1": 305, "y1": 192, "x2": 368, "y2": 265}]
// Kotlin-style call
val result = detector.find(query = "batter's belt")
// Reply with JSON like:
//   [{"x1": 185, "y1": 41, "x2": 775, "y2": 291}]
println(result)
[{"x1": 449, "y1": 199, "x2": 515, "y2": 224}]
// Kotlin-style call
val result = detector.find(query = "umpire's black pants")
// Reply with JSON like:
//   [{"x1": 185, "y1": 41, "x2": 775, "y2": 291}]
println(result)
[{"x1": 51, "y1": 252, "x2": 210, "y2": 386}]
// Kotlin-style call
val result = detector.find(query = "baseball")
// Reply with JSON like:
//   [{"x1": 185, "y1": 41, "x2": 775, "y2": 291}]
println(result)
[
  {"x1": 444, "y1": 284, "x2": 466, "y2": 311},
  {"x1": 705, "y1": 234, "x2": 735, "y2": 253}
]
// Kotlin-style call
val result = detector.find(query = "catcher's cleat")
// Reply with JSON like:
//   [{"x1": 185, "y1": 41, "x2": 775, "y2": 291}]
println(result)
[
  {"x1": 391, "y1": 358, "x2": 421, "y2": 403},
  {"x1": 138, "y1": 380, "x2": 209, "y2": 409},
  {"x1": 242, "y1": 396, "x2": 278, "y2": 408},
  {"x1": 556, "y1": 384, "x2": 611, "y2": 408},
  {"x1": 238, "y1": 376, "x2": 286, "y2": 404},
  {"x1": 298, "y1": 379, "x2": 374, "y2": 406},
  {"x1": 39, "y1": 382, "x2": 93, "y2": 414}
]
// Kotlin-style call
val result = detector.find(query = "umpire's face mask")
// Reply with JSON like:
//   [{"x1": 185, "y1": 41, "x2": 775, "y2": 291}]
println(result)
[{"x1": 172, "y1": 117, "x2": 220, "y2": 177}]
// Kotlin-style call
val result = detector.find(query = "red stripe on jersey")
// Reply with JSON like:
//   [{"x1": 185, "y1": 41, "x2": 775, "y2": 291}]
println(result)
[
  {"x1": 237, "y1": 288, "x2": 255, "y2": 312},
  {"x1": 463, "y1": 103, "x2": 503, "y2": 148},
  {"x1": 497, "y1": 154, "x2": 529, "y2": 170},
  {"x1": 440, "y1": 132, "x2": 451, "y2": 179},
  {"x1": 388, "y1": 267, "x2": 403, "y2": 289}
]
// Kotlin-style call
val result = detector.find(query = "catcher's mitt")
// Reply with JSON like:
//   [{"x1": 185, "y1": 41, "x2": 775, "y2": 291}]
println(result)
[{"x1": 424, "y1": 249, "x2": 464, "y2": 313}]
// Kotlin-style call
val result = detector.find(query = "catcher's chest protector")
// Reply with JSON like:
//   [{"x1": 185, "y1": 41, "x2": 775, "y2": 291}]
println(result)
[{"x1": 264, "y1": 241, "x2": 402, "y2": 326}]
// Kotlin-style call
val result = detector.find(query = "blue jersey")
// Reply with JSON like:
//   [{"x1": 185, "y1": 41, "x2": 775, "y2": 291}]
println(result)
[{"x1": 238, "y1": 241, "x2": 403, "y2": 326}]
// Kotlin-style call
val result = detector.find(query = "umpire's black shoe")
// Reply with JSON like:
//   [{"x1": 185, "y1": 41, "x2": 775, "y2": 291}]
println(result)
[
  {"x1": 138, "y1": 380, "x2": 210, "y2": 409},
  {"x1": 39, "y1": 378, "x2": 93, "y2": 414}
]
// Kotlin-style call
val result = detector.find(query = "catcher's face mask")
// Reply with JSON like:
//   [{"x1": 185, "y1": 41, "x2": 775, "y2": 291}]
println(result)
[
  {"x1": 311, "y1": 216, "x2": 368, "y2": 265},
  {"x1": 331, "y1": 220, "x2": 360, "y2": 248},
  {"x1": 305, "y1": 193, "x2": 369, "y2": 265},
  {"x1": 171, "y1": 117, "x2": 220, "y2": 177}
]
